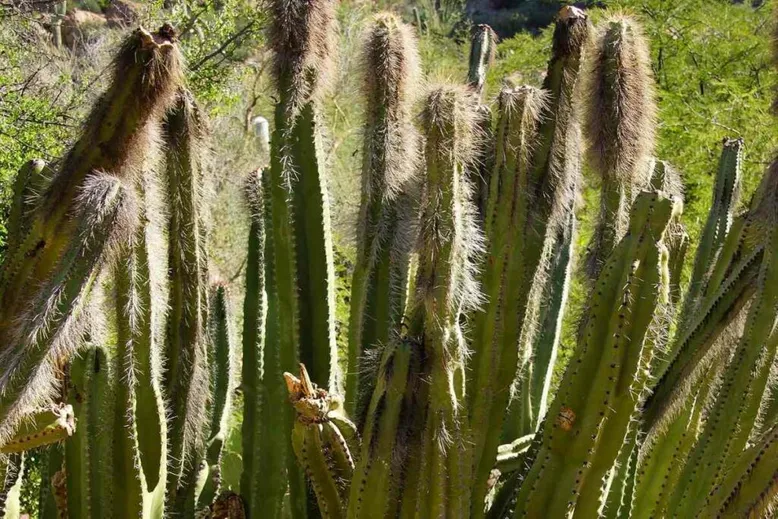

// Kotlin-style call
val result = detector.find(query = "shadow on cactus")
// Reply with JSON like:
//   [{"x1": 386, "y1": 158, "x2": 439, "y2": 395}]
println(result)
[{"x1": 2, "y1": 3, "x2": 778, "y2": 519}]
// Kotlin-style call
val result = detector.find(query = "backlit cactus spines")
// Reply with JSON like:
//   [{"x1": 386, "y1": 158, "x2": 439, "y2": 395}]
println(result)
[
  {"x1": 467, "y1": 24, "x2": 497, "y2": 99},
  {"x1": 0, "y1": 25, "x2": 181, "y2": 325},
  {"x1": 0, "y1": 173, "x2": 137, "y2": 447},
  {"x1": 585, "y1": 14, "x2": 656, "y2": 279},
  {"x1": 513, "y1": 191, "x2": 676, "y2": 518},
  {"x1": 0, "y1": 453, "x2": 22, "y2": 517},
  {"x1": 198, "y1": 283, "x2": 236, "y2": 509},
  {"x1": 469, "y1": 8, "x2": 589, "y2": 513},
  {"x1": 346, "y1": 12, "x2": 421, "y2": 416},
  {"x1": 396, "y1": 85, "x2": 482, "y2": 519},
  {"x1": 348, "y1": 340, "x2": 417, "y2": 518},
  {"x1": 163, "y1": 89, "x2": 210, "y2": 511}
]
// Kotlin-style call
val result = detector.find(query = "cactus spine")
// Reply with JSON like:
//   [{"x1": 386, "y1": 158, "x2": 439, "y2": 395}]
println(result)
[
  {"x1": 198, "y1": 283, "x2": 236, "y2": 509},
  {"x1": 397, "y1": 85, "x2": 482, "y2": 518},
  {"x1": 584, "y1": 15, "x2": 656, "y2": 278},
  {"x1": 345, "y1": 13, "x2": 420, "y2": 416}
]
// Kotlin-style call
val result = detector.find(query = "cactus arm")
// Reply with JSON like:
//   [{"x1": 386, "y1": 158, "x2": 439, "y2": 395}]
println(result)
[
  {"x1": 494, "y1": 434, "x2": 535, "y2": 474},
  {"x1": 680, "y1": 138, "x2": 743, "y2": 324},
  {"x1": 6, "y1": 159, "x2": 50, "y2": 254},
  {"x1": 346, "y1": 13, "x2": 420, "y2": 415},
  {"x1": 290, "y1": 103, "x2": 339, "y2": 392},
  {"x1": 643, "y1": 242, "x2": 761, "y2": 430},
  {"x1": 469, "y1": 10, "x2": 589, "y2": 514},
  {"x1": 0, "y1": 405, "x2": 75, "y2": 454},
  {"x1": 292, "y1": 422, "x2": 344, "y2": 519},
  {"x1": 163, "y1": 90, "x2": 211, "y2": 512},
  {"x1": 198, "y1": 284, "x2": 236, "y2": 509},
  {"x1": 669, "y1": 226, "x2": 778, "y2": 515},
  {"x1": 64, "y1": 354, "x2": 90, "y2": 519},
  {"x1": 0, "y1": 174, "x2": 135, "y2": 445},
  {"x1": 0, "y1": 26, "x2": 180, "y2": 329},
  {"x1": 631, "y1": 358, "x2": 720, "y2": 519},
  {"x1": 701, "y1": 421, "x2": 778, "y2": 517},
  {"x1": 347, "y1": 342, "x2": 411, "y2": 518},
  {"x1": 513, "y1": 192, "x2": 674, "y2": 518},
  {"x1": 466, "y1": 24, "x2": 497, "y2": 99}
]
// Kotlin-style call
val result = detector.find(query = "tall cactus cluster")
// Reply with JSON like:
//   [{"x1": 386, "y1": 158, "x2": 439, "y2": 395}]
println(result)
[{"x1": 2, "y1": 3, "x2": 778, "y2": 519}]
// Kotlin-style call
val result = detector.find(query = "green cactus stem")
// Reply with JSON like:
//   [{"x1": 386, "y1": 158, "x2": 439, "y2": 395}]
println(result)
[
  {"x1": 679, "y1": 137, "x2": 743, "y2": 327},
  {"x1": 0, "y1": 26, "x2": 181, "y2": 332},
  {"x1": 700, "y1": 419, "x2": 778, "y2": 517},
  {"x1": 395, "y1": 85, "x2": 481, "y2": 518},
  {"x1": 668, "y1": 189, "x2": 778, "y2": 516},
  {"x1": 163, "y1": 89, "x2": 210, "y2": 512},
  {"x1": 584, "y1": 14, "x2": 656, "y2": 279},
  {"x1": 0, "y1": 174, "x2": 136, "y2": 447},
  {"x1": 467, "y1": 24, "x2": 497, "y2": 99},
  {"x1": 264, "y1": 0, "x2": 340, "y2": 513},
  {"x1": 198, "y1": 283, "x2": 236, "y2": 509},
  {"x1": 348, "y1": 340, "x2": 417, "y2": 518},
  {"x1": 513, "y1": 191, "x2": 676, "y2": 518},
  {"x1": 6, "y1": 159, "x2": 50, "y2": 254},
  {"x1": 239, "y1": 168, "x2": 279, "y2": 519},
  {"x1": 345, "y1": 13, "x2": 420, "y2": 416},
  {"x1": 468, "y1": 8, "x2": 590, "y2": 515},
  {"x1": 0, "y1": 404, "x2": 75, "y2": 454}
]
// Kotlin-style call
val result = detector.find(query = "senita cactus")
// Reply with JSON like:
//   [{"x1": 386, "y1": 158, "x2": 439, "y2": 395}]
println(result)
[{"x1": 6, "y1": 5, "x2": 778, "y2": 519}]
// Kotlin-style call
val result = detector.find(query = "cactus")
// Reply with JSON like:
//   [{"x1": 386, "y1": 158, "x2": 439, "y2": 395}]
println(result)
[
  {"x1": 6, "y1": 6, "x2": 778, "y2": 519},
  {"x1": 345, "y1": 13, "x2": 420, "y2": 417},
  {"x1": 584, "y1": 15, "x2": 656, "y2": 279},
  {"x1": 0, "y1": 24, "x2": 180, "y2": 448},
  {"x1": 0, "y1": 453, "x2": 23, "y2": 518},
  {"x1": 198, "y1": 283, "x2": 237, "y2": 509},
  {"x1": 468, "y1": 9, "x2": 589, "y2": 513}
]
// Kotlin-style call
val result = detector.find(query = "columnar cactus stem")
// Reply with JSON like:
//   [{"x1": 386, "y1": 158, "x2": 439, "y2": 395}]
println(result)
[
  {"x1": 0, "y1": 174, "x2": 136, "y2": 447},
  {"x1": 669, "y1": 184, "x2": 778, "y2": 516},
  {"x1": 0, "y1": 26, "x2": 178, "y2": 444},
  {"x1": 346, "y1": 13, "x2": 420, "y2": 416},
  {"x1": 163, "y1": 90, "x2": 210, "y2": 511},
  {"x1": 700, "y1": 420, "x2": 778, "y2": 517},
  {"x1": 239, "y1": 169, "x2": 278, "y2": 518},
  {"x1": 113, "y1": 202, "x2": 169, "y2": 518},
  {"x1": 466, "y1": 24, "x2": 497, "y2": 99},
  {"x1": 678, "y1": 137, "x2": 743, "y2": 327},
  {"x1": 396, "y1": 85, "x2": 482, "y2": 518},
  {"x1": 198, "y1": 283, "x2": 236, "y2": 509},
  {"x1": 348, "y1": 340, "x2": 416, "y2": 518},
  {"x1": 264, "y1": 1, "x2": 340, "y2": 513},
  {"x1": 584, "y1": 15, "x2": 656, "y2": 279},
  {"x1": 513, "y1": 191, "x2": 676, "y2": 518},
  {"x1": 6, "y1": 159, "x2": 50, "y2": 255},
  {"x1": 468, "y1": 9, "x2": 589, "y2": 514},
  {"x1": 0, "y1": 26, "x2": 180, "y2": 328}
]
